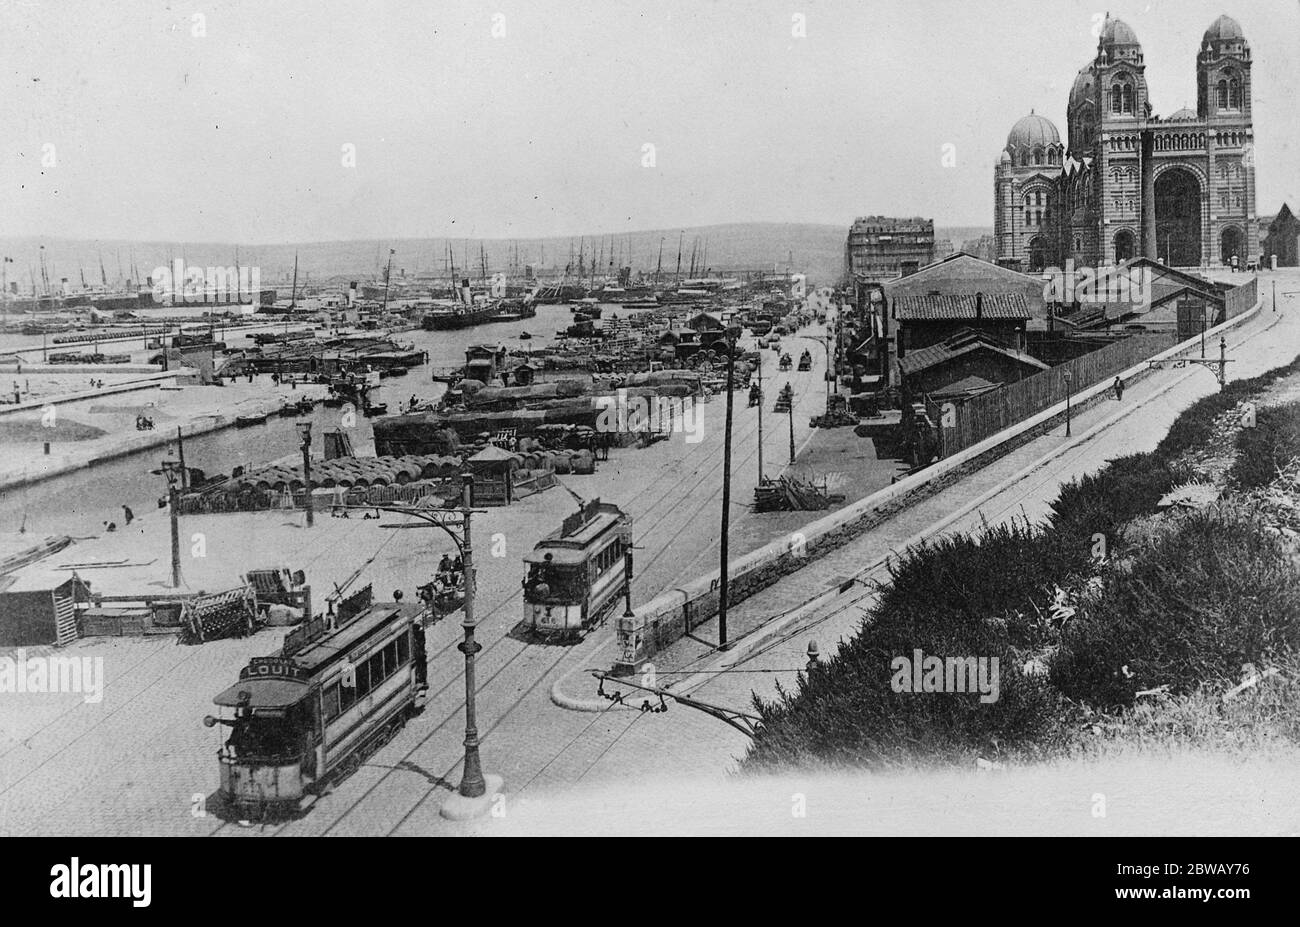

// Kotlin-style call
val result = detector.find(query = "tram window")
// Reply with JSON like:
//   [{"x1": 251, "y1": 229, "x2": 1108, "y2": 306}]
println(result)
[
  {"x1": 339, "y1": 681, "x2": 357, "y2": 713},
  {"x1": 397, "y1": 632, "x2": 410, "y2": 666},
  {"x1": 323, "y1": 685, "x2": 341, "y2": 722},
  {"x1": 354, "y1": 661, "x2": 371, "y2": 697},
  {"x1": 367, "y1": 652, "x2": 385, "y2": 688}
]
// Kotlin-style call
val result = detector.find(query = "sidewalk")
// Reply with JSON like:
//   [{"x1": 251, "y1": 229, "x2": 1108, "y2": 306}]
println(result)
[
  {"x1": 0, "y1": 377, "x2": 329, "y2": 492},
  {"x1": 543, "y1": 269, "x2": 1300, "y2": 787}
]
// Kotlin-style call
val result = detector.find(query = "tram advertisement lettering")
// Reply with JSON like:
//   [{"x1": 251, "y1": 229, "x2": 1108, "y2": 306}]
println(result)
[{"x1": 240, "y1": 657, "x2": 307, "y2": 680}]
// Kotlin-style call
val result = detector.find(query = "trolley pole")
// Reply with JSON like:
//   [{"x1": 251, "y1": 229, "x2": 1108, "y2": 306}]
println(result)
[{"x1": 717, "y1": 329, "x2": 737, "y2": 649}]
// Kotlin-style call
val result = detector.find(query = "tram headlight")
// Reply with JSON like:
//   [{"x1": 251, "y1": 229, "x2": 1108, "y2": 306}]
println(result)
[{"x1": 203, "y1": 715, "x2": 218, "y2": 728}]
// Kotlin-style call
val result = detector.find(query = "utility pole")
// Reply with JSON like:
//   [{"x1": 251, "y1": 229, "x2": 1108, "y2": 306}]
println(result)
[
  {"x1": 756, "y1": 341, "x2": 764, "y2": 483},
  {"x1": 176, "y1": 426, "x2": 188, "y2": 490},
  {"x1": 298, "y1": 421, "x2": 314, "y2": 527},
  {"x1": 717, "y1": 329, "x2": 738, "y2": 649},
  {"x1": 788, "y1": 393, "x2": 796, "y2": 464},
  {"x1": 162, "y1": 461, "x2": 182, "y2": 588}
]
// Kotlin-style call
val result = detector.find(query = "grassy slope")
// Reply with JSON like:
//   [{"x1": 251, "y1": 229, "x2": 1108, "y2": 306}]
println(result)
[{"x1": 743, "y1": 355, "x2": 1300, "y2": 772}]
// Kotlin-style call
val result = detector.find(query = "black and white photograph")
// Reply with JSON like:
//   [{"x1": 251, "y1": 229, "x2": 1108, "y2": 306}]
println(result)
[{"x1": 0, "y1": 0, "x2": 1297, "y2": 871}]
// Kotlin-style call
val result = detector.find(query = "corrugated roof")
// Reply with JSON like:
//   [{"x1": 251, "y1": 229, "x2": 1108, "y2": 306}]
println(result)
[
  {"x1": 899, "y1": 329, "x2": 1049, "y2": 376},
  {"x1": 894, "y1": 293, "x2": 1030, "y2": 320}
]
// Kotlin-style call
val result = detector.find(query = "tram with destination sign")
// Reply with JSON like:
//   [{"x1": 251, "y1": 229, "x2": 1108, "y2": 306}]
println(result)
[
  {"x1": 522, "y1": 500, "x2": 632, "y2": 639},
  {"x1": 203, "y1": 585, "x2": 428, "y2": 818}
]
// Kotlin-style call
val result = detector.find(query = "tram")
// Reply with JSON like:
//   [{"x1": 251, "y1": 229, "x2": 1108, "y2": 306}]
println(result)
[
  {"x1": 523, "y1": 500, "x2": 632, "y2": 639},
  {"x1": 203, "y1": 586, "x2": 428, "y2": 818}
]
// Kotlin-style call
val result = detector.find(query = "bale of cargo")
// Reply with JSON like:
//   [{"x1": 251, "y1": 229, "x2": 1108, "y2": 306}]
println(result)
[{"x1": 572, "y1": 449, "x2": 596, "y2": 474}]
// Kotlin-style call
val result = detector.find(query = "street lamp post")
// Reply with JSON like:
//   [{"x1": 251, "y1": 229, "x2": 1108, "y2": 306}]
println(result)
[
  {"x1": 297, "y1": 421, "x2": 314, "y2": 527},
  {"x1": 1064, "y1": 370, "x2": 1073, "y2": 438},
  {"x1": 446, "y1": 471, "x2": 491, "y2": 812}
]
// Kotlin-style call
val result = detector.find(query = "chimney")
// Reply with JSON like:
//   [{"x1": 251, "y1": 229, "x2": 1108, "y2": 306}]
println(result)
[{"x1": 975, "y1": 292, "x2": 984, "y2": 321}]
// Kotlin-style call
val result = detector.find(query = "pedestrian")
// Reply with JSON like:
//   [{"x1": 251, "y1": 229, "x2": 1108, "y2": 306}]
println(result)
[
  {"x1": 1113, "y1": 376, "x2": 1124, "y2": 401},
  {"x1": 123, "y1": 505, "x2": 134, "y2": 525}
]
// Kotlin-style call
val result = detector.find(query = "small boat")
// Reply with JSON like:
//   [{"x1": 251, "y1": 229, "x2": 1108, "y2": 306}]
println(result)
[
  {"x1": 363, "y1": 403, "x2": 388, "y2": 417},
  {"x1": 519, "y1": 331, "x2": 532, "y2": 340},
  {"x1": 277, "y1": 404, "x2": 300, "y2": 418},
  {"x1": 234, "y1": 412, "x2": 268, "y2": 427}
]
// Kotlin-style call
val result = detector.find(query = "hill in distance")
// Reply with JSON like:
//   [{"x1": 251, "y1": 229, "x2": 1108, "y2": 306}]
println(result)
[{"x1": 1, "y1": 221, "x2": 990, "y2": 291}]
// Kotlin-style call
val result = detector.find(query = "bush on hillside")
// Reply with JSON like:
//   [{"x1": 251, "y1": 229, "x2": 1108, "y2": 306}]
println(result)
[
  {"x1": 744, "y1": 521, "x2": 1072, "y2": 771},
  {"x1": 1229, "y1": 402, "x2": 1300, "y2": 491},
  {"x1": 1050, "y1": 505, "x2": 1300, "y2": 709}
]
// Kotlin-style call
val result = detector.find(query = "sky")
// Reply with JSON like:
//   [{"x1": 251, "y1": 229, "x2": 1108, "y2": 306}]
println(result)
[{"x1": 3, "y1": 0, "x2": 1298, "y2": 244}]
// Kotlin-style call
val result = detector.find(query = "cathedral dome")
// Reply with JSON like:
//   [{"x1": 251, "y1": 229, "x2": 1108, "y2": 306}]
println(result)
[
  {"x1": 1168, "y1": 107, "x2": 1197, "y2": 121},
  {"x1": 1203, "y1": 14, "x2": 1244, "y2": 43},
  {"x1": 1006, "y1": 113, "x2": 1060, "y2": 152},
  {"x1": 1099, "y1": 17, "x2": 1141, "y2": 47},
  {"x1": 1069, "y1": 65, "x2": 1095, "y2": 111}
]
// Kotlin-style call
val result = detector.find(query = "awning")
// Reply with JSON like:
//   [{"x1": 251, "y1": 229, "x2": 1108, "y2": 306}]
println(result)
[{"x1": 214, "y1": 678, "x2": 310, "y2": 709}]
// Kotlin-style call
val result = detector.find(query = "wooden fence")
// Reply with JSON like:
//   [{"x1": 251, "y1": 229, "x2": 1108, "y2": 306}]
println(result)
[
  {"x1": 931, "y1": 332, "x2": 1174, "y2": 458},
  {"x1": 1224, "y1": 277, "x2": 1257, "y2": 320}
]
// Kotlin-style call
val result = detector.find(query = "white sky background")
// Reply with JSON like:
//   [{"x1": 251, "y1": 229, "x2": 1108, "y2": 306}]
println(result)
[{"x1": 3, "y1": 0, "x2": 1297, "y2": 243}]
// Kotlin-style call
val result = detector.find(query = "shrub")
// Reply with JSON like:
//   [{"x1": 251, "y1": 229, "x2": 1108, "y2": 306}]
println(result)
[
  {"x1": 1229, "y1": 402, "x2": 1300, "y2": 490},
  {"x1": 1051, "y1": 505, "x2": 1300, "y2": 709},
  {"x1": 1047, "y1": 453, "x2": 1173, "y2": 562},
  {"x1": 744, "y1": 521, "x2": 1073, "y2": 771}
]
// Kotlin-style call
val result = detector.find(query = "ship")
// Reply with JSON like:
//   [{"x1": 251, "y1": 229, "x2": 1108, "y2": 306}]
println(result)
[{"x1": 422, "y1": 301, "x2": 498, "y2": 330}]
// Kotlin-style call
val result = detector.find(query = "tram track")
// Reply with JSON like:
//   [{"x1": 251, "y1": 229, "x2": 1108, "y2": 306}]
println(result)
[
  {"x1": 208, "y1": 347, "x2": 828, "y2": 835},
  {"x1": 500, "y1": 302, "x2": 1290, "y2": 793}
]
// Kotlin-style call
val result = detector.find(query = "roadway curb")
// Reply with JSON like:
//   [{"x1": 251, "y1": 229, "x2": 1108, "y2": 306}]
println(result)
[
  {"x1": 660, "y1": 296, "x2": 1274, "y2": 684},
  {"x1": 577, "y1": 295, "x2": 1266, "y2": 691}
]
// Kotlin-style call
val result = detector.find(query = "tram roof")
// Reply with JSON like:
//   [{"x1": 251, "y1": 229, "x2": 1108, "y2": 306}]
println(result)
[
  {"x1": 214, "y1": 677, "x2": 309, "y2": 709},
  {"x1": 289, "y1": 602, "x2": 418, "y2": 674}
]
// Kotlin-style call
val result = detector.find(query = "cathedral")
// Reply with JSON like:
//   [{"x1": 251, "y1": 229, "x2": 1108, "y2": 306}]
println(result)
[{"x1": 995, "y1": 14, "x2": 1257, "y2": 272}]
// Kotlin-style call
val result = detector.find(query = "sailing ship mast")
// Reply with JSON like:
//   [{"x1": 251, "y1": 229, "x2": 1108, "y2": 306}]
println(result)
[
  {"x1": 290, "y1": 251, "x2": 299, "y2": 310},
  {"x1": 381, "y1": 248, "x2": 394, "y2": 312}
]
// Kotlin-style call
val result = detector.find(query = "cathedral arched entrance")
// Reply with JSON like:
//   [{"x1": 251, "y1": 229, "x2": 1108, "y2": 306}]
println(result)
[
  {"x1": 1027, "y1": 237, "x2": 1047, "y2": 272},
  {"x1": 1154, "y1": 168, "x2": 1202, "y2": 267},
  {"x1": 1220, "y1": 226, "x2": 1243, "y2": 268},
  {"x1": 1113, "y1": 230, "x2": 1135, "y2": 263}
]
